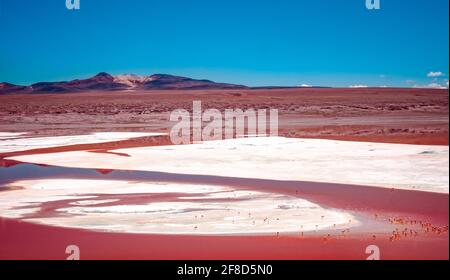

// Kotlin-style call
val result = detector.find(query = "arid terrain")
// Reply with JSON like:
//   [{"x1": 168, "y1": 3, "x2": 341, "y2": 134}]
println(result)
[{"x1": 0, "y1": 87, "x2": 448, "y2": 145}]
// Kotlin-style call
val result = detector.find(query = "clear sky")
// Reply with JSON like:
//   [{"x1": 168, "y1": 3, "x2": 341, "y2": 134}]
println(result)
[{"x1": 0, "y1": 0, "x2": 448, "y2": 87}]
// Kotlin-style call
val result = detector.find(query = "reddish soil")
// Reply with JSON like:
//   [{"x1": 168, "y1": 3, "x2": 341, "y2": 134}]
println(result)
[
  {"x1": 0, "y1": 217, "x2": 447, "y2": 260},
  {"x1": 0, "y1": 88, "x2": 447, "y2": 145}
]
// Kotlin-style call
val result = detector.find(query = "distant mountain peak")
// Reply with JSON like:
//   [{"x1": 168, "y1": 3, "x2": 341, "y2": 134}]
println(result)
[
  {"x1": 0, "y1": 82, "x2": 15, "y2": 89},
  {"x1": 0, "y1": 82, "x2": 29, "y2": 93},
  {"x1": 113, "y1": 74, "x2": 152, "y2": 87},
  {"x1": 0, "y1": 72, "x2": 247, "y2": 94},
  {"x1": 95, "y1": 72, "x2": 113, "y2": 78}
]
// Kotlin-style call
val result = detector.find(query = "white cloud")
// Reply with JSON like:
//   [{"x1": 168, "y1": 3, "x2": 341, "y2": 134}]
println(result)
[
  {"x1": 299, "y1": 84, "x2": 313, "y2": 88},
  {"x1": 427, "y1": 71, "x2": 446, "y2": 78},
  {"x1": 413, "y1": 83, "x2": 448, "y2": 89},
  {"x1": 349, "y1": 85, "x2": 369, "y2": 88},
  {"x1": 442, "y1": 79, "x2": 450, "y2": 89}
]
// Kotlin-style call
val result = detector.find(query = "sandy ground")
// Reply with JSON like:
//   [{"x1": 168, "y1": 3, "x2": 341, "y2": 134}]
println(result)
[{"x1": 0, "y1": 88, "x2": 448, "y2": 145}]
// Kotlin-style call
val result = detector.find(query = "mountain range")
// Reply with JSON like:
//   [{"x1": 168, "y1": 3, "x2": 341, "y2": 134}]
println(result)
[{"x1": 0, "y1": 73, "x2": 248, "y2": 94}]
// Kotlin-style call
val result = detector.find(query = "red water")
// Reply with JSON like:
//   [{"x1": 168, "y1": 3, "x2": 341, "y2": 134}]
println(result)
[{"x1": 0, "y1": 137, "x2": 448, "y2": 260}]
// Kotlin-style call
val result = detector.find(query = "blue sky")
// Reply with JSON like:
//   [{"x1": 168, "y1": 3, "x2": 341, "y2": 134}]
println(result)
[{"x1": 0, "y1": 0, "x2": 448, "y2": 87}]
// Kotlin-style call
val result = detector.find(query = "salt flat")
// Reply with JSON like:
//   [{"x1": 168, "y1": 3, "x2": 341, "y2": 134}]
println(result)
[
  {"x1": 8, "y1": 136, "x2": 449, "y2": 193},
  {"x1": 0, "y1": 132, "x2": 164, "y2": 153},
  {"x1": 0, "y1": 179, "x2": 354, "y2": 234},
  {"x1": 0, "y1": 132, "x2": 25, "y2": 140}
]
